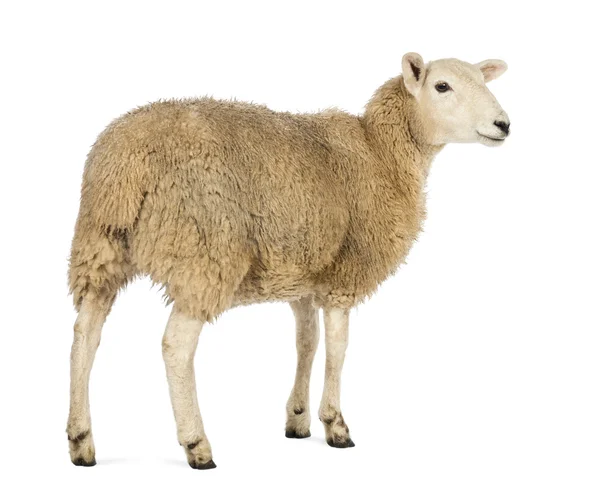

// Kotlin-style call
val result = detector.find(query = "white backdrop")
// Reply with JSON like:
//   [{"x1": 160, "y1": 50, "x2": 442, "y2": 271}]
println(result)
[{"x1": 1, "y1": 1, "x2": 598, "y2": 490}]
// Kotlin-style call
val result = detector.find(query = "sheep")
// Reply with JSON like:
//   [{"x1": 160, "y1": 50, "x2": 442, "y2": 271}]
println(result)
[{"x1": 67, "y1": 52, "x2": 510, "y2": 469}]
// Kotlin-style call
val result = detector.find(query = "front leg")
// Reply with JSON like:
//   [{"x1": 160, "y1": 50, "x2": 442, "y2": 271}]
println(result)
[
  {"x1": 286, "y1": 296, "x2": 320, "y2": 439},
  {"x1": 319, "y1": 307, "x2": 354, "y2": 448}
]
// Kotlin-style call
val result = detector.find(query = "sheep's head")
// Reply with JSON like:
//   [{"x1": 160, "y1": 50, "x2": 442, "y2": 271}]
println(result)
[{"x1": 402, "y1": 53, "x2": 509, "y2": 147}]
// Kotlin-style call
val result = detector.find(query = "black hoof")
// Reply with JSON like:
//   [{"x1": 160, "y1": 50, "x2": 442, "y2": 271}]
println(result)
[
  {"x1": 189, "y1": 459, "x2": 217, "y2": 470},
  {"x1": 72, "y1": 457, "x2": 97, "y2": 467},
  {"x1": 327, "y1": 438, "x2": 355, "y2": 448},
  {"x1": 285, "y1": 429, "x2": 311, "y2": 439}
]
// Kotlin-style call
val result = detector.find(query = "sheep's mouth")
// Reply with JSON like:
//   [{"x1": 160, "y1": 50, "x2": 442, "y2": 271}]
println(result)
[{"x1": 477, "y1": 132, "x2": 506, "y2": 145}]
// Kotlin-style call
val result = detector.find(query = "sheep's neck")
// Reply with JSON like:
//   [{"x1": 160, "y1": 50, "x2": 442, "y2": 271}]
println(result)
[
  {"x1": 362, "y1": 115, "x2": 441, "y2": 190},
  {"x1": 362, "y1": 76, "x2": 444, "y2": 187},
  {"x1": 358, "y1": 79, "x2": 444, "y2": 274}
]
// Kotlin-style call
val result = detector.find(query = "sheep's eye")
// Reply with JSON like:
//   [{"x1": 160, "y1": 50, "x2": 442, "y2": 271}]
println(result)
[{"x1": 435, "y1": 82, "x2": 450, "y2": 93}]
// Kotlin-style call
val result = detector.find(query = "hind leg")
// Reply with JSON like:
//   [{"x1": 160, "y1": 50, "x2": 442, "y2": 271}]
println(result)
[
  {"x1": 162, "y1": 307, "x2": 216, "y2": 470},
  {"x1": 67, "y1": 293, "x2": 114, "y2": 466},
  {"x1": 285, "y1": 296, "x2": 320, "y2": 439},
  {"x1": 162, "y1": 247, "x2": 251, "y2": 469}
]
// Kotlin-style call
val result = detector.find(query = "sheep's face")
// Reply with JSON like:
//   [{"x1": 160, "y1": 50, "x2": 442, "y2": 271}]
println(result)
[{"x1": 402, "y1": 53, "x2": 509, "y2": 147}]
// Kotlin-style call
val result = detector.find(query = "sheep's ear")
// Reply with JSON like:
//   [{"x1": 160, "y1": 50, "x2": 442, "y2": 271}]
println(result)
[
  {"x1": 402, "y1": 52, "x2": 426, "y2": 96},
  {"x1": 476, "y1": 59, "x2": 508, "y2": 83}
]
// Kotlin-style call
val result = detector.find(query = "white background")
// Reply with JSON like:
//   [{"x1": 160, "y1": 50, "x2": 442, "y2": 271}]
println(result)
[{"x1": 1, "y1": 1, "x2": 598, "y2": 490}]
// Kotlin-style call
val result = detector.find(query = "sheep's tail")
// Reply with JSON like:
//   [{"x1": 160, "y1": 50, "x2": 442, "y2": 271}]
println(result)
[
  {"x1": 68, "y1": 111, "x2": 163, "y2": 310},
  {"x1": 68, "y1": 211, "x2": 136, "y2": 311},
  {"x1": 68, "y1": 152, "x2": 155, "y2": 311}
]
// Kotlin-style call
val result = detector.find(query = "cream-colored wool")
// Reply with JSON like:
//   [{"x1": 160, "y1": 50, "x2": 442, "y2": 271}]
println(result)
[{"x1": 67, "y1": 53, "x2": 509, "y2": 468}]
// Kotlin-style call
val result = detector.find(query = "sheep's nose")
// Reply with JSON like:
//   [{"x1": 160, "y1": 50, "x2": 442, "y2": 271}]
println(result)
[{"x1": 494, "y1": 120, "x2": 510, "y2": 135}]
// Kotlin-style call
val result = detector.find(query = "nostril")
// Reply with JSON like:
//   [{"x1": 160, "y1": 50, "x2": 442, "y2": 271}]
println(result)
[{"x1": 494, "y1": 120, "x2": 510, "y2": 135}]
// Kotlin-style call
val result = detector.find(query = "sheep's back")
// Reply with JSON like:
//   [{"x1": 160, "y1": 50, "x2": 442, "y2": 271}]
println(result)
[{"x1": 96, "y1": 98, "x2": 352, "y2": 300}]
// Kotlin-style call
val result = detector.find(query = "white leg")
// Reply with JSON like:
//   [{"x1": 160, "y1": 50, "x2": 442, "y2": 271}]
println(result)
[
  {"x1": 286, "y1": 296, "x2": 320, "y2": 438},
  {"x1": 319, "y1": 307, "x2": 354, "y2": 448},
  {"x1": 67, "y1": 294, "x2": 113, "y2": 466},
  {"x1": 162, "y1": 307, "x2": 216, "y2": 470}
]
